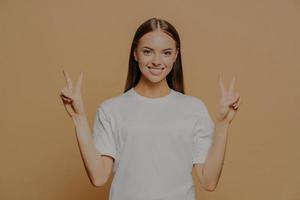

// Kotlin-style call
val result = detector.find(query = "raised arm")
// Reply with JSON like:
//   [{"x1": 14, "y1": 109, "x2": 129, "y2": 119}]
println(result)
[
  {"x1": 194, "y1": 75, "x2": 241, "y2": 191},
  {"x1": 59, "y1": 70, "x2": 113, "y2": 187}
]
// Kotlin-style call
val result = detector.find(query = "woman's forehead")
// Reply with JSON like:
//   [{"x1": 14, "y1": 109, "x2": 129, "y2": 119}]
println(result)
[{"x1": 138, "y1": 30, "x2": 176, "y2": 49}]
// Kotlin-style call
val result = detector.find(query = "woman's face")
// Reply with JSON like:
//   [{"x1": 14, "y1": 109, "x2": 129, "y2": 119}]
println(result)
[{"x1": 134, "y1": 30, "x2": 178, "y2": 84}]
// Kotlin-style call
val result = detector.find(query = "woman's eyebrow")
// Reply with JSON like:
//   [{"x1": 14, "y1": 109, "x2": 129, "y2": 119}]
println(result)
[{"x1": 142, "y1": 46, "x2": 173, "y2": 51}]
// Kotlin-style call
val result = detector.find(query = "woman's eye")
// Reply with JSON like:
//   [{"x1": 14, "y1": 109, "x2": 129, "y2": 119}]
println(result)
[
  {"x1": 164, "y1": 51, "x2": 172, "y2": 55},
  {"x1": 143, "y1": 50, "x2": 151, "y2": 55}
]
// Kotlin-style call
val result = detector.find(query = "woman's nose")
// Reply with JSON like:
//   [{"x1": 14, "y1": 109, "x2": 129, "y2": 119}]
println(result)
[{"x1": 152, "y1": 55, "x2": 162, "y2": 66}]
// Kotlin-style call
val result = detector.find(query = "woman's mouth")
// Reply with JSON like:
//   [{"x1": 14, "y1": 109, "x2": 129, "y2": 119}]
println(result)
[{"x1": 147, "y1": 66, "x2": 165, "y2": 76}]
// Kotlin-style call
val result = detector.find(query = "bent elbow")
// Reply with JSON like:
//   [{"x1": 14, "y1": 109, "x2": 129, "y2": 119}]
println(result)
[
  {"x1": 92, "y1": 180, "x2": 104, "y2": 187},
  {"x1": 91, "y1": 177, "x2": 107, "y2": 187},
  {"x1": 205, "y1": 186, "x2": 216, "y2": 192},
  {"x1": 202, "y1": 183, "x2": 217, "y2": 192}
]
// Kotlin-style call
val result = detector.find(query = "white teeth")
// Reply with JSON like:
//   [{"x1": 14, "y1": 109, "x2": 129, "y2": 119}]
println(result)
[
  {"x1": 148, "y1": 67, "x2": 164, "y2": 70},
  {"x1": 148, "y1": 66, "x2": 165, "y2": 75}
]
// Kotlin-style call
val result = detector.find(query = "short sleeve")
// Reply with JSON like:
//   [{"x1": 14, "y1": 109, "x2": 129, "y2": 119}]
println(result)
[
  {"x1": 92, "y1": 106, "x2": 117, "y2": 160},
  {"x1": 192, "y1": 102, "x2": 215, "y2": 164}
]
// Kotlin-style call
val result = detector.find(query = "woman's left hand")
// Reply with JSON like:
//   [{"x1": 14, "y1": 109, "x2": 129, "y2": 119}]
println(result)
[{"x1": 217, "y1": 74, "x2": 241, "y2": 124}]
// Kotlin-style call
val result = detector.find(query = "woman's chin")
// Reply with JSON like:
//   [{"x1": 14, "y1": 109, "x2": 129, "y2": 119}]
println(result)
[{"x1": 141, "y1": 74, "x2": 166, "y2": 84}]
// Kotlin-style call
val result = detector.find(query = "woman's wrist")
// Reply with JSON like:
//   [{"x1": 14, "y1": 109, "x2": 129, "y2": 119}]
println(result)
[
  {"x1": 215, "y1": 119, "x2": 230, "y2": 130},
  {"x1": 215, "y1": 114, "x2": 231, "y2": 125},
  {"x1": 72, "y1": 114, "x2": 87, "y2": 126}
]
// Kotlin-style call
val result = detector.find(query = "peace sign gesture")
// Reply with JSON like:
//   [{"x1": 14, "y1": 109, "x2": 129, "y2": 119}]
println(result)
[
  {"x1": 217, "y1": 74, "x2": 242, "y2": 124},
  {"x1": 59, "y1": 70, "x2": 85, "y2": 118}
]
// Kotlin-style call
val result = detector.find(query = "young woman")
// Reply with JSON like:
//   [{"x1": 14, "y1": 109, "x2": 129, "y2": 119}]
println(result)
[{"x1": 60, "y1": 17, "x2": 241, "y2": 200}]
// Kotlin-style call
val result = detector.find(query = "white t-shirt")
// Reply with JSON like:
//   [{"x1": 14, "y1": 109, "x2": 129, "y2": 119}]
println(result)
[{"x1": 92, "y1": 87, "x2": 215, "y2": 200}]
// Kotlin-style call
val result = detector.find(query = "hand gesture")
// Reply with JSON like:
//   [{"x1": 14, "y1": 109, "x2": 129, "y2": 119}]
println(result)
[
  {"x1": 59, "y1": 70, "x2": 85, "y2": 118},
  {"x1": 217, "y1": 74, "x2": 242, "y2": 124}
]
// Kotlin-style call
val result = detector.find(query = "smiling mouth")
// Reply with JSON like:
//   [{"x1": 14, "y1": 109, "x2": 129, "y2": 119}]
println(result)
[
  {"x1": 147, "y1": 66, "x2": 165, "y2": 70},
  {"x1": 147, "y1": 66, "x2": 165, "y2": 76}
]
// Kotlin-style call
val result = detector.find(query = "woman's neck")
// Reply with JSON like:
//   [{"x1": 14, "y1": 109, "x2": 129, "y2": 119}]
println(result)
[{"x1": 134, "y1": 77, "x2": 171, "y2": 98}]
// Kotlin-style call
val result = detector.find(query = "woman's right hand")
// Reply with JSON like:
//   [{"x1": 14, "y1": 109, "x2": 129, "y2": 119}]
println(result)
[{"x1": 60, "y1": 70, "x2": 85, "y2": 118}]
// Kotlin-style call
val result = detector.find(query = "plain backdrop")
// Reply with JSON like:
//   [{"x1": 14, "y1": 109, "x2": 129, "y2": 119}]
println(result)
[{"x1": 1, "y1": 0, "x2": 299, "y2": 199}]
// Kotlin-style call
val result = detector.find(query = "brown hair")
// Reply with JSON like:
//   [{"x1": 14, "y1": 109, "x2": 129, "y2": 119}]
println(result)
[{"x1": 123, "y1": 17, "x2": 185, "y2": 94}]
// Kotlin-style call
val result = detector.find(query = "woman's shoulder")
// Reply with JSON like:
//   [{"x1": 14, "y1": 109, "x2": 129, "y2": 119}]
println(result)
[
  {"x1": 96, "y1": 90, "x2": 131, "y2": 112},
  {"x1": 177, "y1": 91, "x2": 207, "y2": 109}
]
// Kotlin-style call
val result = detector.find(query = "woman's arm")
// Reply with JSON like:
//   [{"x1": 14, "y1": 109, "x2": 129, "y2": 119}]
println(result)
[
  {"x1": 59, "y1": 70, "x2": 113, "y2": 187},
  {"x1": 194, "y1": 75, "x2": 241, "y2": 191},
  {"x1": 72, "y1": 114, "x2": 114, "y2": 187},
  {"x1": 194, "y1": 121, "x2": 229, "y2": 191}
]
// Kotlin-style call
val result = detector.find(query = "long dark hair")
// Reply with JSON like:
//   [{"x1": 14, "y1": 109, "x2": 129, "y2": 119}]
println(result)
[{"x1": 123, "y1": 17, "x2": 185, "y2": 94}]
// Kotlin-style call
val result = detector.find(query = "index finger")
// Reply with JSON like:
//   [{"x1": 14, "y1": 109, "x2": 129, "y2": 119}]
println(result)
[{"x1": 63, "y1": 70, "x2": 73, "y2": 90}]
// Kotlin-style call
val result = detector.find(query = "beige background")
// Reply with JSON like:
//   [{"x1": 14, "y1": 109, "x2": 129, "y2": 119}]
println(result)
[{"x1": 1, "y1": 0, "x2": 299, "y2": 199}]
